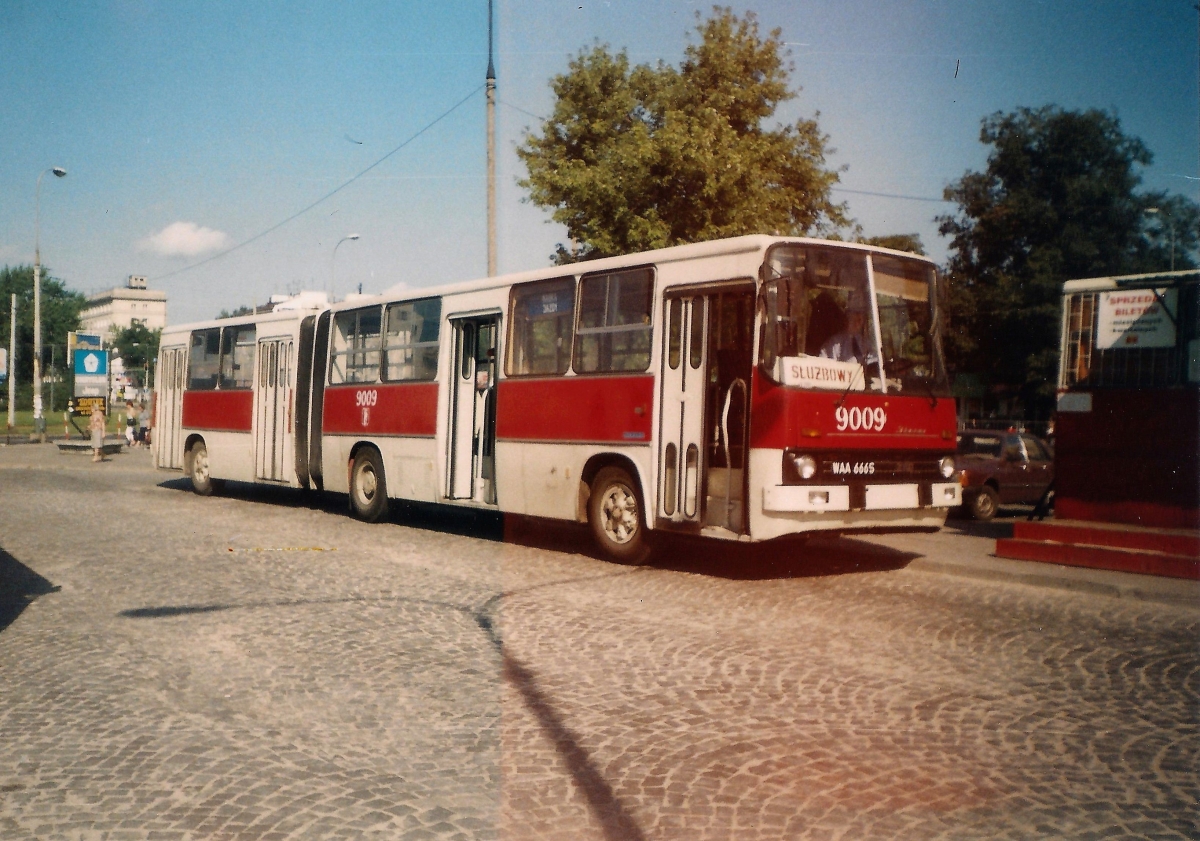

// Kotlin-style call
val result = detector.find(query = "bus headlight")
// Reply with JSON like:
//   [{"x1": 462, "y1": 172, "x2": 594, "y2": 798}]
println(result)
[
  {"x1": 793, "y1": 454, "x2": 817, "y2": 480},
  {"x1": 939, "y1": 456, "x2": 956, "y2": 478}
]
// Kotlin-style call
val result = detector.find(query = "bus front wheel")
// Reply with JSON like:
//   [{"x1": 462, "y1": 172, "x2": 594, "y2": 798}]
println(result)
[
  {"x1": 349, "y1": 448, "x2": 389, "y2": 523},
  {"x1": 588, "y1": 467, "x2": 650, "y2": 564}
]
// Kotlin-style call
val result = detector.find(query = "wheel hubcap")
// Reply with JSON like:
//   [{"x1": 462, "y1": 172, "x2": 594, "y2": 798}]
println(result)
[
  {"x1": 601, "y1": 484, "x2": 638, "y2": 544},
  {"x1": 194, "y1": 451, "x2": 209, "y2": 482},
  {"x1": 357, "y1": 465, "x2": 377, "y2": 501}
]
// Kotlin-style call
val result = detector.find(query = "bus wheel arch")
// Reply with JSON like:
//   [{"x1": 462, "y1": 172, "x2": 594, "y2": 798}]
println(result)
[
  {"x1": 583, "y1": 457, "x2": 651, "y2": 564},
  {"x1": 348, "y1": 443, "x2": 389, "y2": 523}
]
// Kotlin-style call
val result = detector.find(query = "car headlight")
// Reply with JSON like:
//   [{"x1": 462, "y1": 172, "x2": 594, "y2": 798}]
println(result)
[
  {"x1": 793, "y1": 454, "x2": 817, "y2": 480},
  {"x1": 939, "y1": 456, "x2": 956, "y2": 479}
]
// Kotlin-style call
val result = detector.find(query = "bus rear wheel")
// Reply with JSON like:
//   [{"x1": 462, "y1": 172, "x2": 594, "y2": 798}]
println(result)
[
  {"x1": 588, "y1": 467, "x2": 650, "y2": 564},
  {"x1": 185, "y1": 441, "x2": 222, "y2": 496},
  {"x1": 349, "y1": 448, "x2": 389, "y2": 523}
]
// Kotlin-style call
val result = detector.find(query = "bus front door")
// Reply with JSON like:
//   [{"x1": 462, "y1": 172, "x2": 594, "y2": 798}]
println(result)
[
  {"x1": 659, "y1": 286, "x2": 754, "y2": 534},
  {"x1": 446, "y1": 316, "x2": 498, "y2": 504},
  {"x1": 659, "y1": 294, "x2": 708, "y2": 528},
  {"x1": 255, "y1": 338, "x2": 292, "y2": 482}
]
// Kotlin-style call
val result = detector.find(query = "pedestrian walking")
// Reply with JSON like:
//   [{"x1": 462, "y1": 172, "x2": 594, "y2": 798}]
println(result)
[
  {"x1": 90, "y1": 404, "x2": 108, "y2": 462},
  {"x1": 137, "y1": 403, "x2": 150, "y2": 447},
  {"x1": 125, "y1": 401, "x2": 137, "y2": 447}
]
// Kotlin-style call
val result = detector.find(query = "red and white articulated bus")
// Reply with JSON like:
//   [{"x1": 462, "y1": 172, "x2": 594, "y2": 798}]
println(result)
[{"x1": 154, "y1": 235, "x2": 961, "y2": 560}]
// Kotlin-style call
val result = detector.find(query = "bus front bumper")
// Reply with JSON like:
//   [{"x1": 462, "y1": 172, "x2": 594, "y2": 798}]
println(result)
[{"x1": 763, "y1": 482, "x2": 961, "y2": 513}]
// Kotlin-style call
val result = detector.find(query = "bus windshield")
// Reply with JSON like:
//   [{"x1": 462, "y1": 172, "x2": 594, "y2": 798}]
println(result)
[{"x1": 759, "y1": 245, "x2": 946, "y2": 393}]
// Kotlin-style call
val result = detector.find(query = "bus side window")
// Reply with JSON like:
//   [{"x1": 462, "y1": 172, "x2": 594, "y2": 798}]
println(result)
[
  {"x1": 575, "y1": 267, "x2": 653, "y2": 374},
  {"x1": 188, "y1": 328, "x2": 221, "y2": 390},
  {"x1": 220, "y1": 325, "x2": 256, "y2": 389},
  {"x1": 507, "y1": 277, "x2": 575, "y2": 376},
  {"x1": 384, "y1": 298, "x2": 441, "y2": 381},
  {"x1": 331, "y1": 307, "x2": 382, "y2": 384}
]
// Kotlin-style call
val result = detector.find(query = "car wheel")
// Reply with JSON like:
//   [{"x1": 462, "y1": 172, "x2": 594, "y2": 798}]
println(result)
[
  {"x1": 588, "y1": 467, "x2": 651, "y2": 563},
  {"x1": 349, "y1": 448, "x2": 389, "y2": 522},
  {"x1": 186, "y1": 441, "x2": 219, "y2": 496},
  {"x1": 970, "y1": 486, "x2": 999, "y2": 521}
]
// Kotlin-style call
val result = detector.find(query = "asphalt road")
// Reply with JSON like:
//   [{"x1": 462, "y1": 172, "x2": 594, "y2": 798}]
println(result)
[{"x1": 1, "y1": 443, "x2": 1196, "y2": 840}]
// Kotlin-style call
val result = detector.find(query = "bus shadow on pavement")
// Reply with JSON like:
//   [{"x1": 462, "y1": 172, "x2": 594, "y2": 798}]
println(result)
[
  {"x1": 0, "y1": 548, "x2": 60, "y2": 635},
  {"x1": 504, "y1": 516, "x2": 920, "y2": 580},
  {"x1": 157, "y1": 478, "x2": 507, "y2": 542},
  {"x1": 157, "y1": 479, "x2": 918, "y2": 578}
]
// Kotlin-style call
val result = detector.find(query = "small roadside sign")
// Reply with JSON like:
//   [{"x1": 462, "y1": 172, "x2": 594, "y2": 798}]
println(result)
[
  {"x1": 75, "y1": 396, "x2": 107, "y2": 416},
  {"x1": 68, "y1": 332, "x2": 103, "y2": 363},
  {"x1": 75, "y1": 349, "x2": 109, "y2": 398},
  {"x1": 0, "y1": 347, "x2": 6, "y2": 383}
]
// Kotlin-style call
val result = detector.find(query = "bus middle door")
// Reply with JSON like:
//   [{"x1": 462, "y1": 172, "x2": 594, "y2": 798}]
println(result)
[
  {"x1": 446, "y1": 315, "x2": 498, "y2": 504},
  {"x1": 254, "y1": 338, "x2": 292, "y2": 482}
]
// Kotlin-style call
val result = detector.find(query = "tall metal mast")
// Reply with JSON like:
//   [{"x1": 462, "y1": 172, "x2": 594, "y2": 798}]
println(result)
[{"x1": 486, "y1": 0, "x2": 497, "y2": 276}]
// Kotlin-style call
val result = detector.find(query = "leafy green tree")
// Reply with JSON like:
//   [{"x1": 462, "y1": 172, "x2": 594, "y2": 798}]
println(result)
[
  {"x1": 861, "y1": 234, "x2": 925, "y2": 255},
  {"x1": 0, "y1": 264, "x2": 86, "y2": 386},
  {"x1": 111, "y1": 322, "x2": 162, "y2": 388},
  {"x1": 937, "y1": 105, "x2": 1198, "y2": 408},
  {"x1": 218, "y1": 304, "x2": 256, "y2": 319},
  {"x1": 518, "y1": 7, "x2": 851, "y2": 263}
]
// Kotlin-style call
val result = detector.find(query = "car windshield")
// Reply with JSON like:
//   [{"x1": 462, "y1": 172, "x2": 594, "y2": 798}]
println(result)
[
  {"x1": 759, "y1": 244, "x2": 947, "y2": 393},
  {"x1": 958, "y1": 434, "x2": 1003, "y2": 457}
]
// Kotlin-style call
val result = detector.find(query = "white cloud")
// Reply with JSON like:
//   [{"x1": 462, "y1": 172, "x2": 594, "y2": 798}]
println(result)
[{"x1": 138, "y1": 222, "x2": 230, "y2": 257}]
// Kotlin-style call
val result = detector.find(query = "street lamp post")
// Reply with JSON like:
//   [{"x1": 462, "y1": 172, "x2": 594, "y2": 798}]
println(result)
[
  {"x1": 33, "y1": 165, "x2": 67, "y2": 441},
  {"x1": 330, "y1": 234, "x2": 360, "y2": 301},
  {"x1": 1146, "y1": 207, "x2": 1176, "y2": 271}
]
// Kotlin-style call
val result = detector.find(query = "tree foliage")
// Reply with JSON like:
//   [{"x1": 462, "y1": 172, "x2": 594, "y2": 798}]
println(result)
[
  {"x1": 861, "y1": 234, "x2": 925, "y2": 256},
  {"x1": 0, "y1": 264, "x2": 86, "y2": 383},
  {"x1": 111, "y1": 322, "x2": 162, "y2": 386},
  {"x1": 937, "y1": 105, "x2": 1198, "y2": 405},
  {"x1": 518, "y1": 7, "x2": 851, "y2": 262},
  {"x1": 218, "y1": 304, "x2": 256, "y2": 319}
]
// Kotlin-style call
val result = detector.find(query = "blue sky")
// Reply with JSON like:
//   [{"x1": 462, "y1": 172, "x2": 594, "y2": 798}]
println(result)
[{"x1": 1, "y1": 0, "x2": 1195, "y2": 325}]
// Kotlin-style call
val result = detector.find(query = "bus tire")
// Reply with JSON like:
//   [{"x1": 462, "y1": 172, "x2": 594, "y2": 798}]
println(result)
[
  {"x1": 186, "y1": 441, "x2": 219, "y2": 496},
  {"x1": 349, "y1": 448, "x2": 389, "y2": 523},
  {"x1": 970, "y1": 486, "x2": 999, "y2": 521},
  {"x1": 588, "y1": 467, "x2": 650, "y2": 564}
]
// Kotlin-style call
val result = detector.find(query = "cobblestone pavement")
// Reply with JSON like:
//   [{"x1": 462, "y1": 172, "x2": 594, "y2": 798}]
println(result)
[{"x1": 0, "y1": 444, "x2": 1196, "y2": 840}]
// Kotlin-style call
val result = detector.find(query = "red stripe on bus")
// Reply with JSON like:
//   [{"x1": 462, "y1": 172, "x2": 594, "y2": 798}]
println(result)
[
  {"x1": 323, "y1": 382, "x2": 438, "y2": 436},
  {"x1": 497, "y1": 375, "x2": 654, "y2": 443},
  {"x1": 749, "y1": 368, "x2": 957, "y2": 451},
  {"x1": 181, "y1": 389, "x2": 254, "y2": 432}
]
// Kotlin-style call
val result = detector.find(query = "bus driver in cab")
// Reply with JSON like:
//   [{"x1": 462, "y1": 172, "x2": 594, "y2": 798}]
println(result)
[{"x1": 819, "y1": 295, "x2": 877, "y2": 368}]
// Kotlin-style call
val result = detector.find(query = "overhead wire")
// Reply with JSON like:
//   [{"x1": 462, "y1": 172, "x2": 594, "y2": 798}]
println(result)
[{"x1": 152, "y1": 84, "x2": 486, "y2": 283}]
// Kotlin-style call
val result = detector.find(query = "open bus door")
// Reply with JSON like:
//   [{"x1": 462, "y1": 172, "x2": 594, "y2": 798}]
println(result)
[
  {"x1": 446, "y1": 315, "x2": 499, "y2": 504},
  {"x1": 658, "y1": 284, "x2": 754, "y2": 534}
]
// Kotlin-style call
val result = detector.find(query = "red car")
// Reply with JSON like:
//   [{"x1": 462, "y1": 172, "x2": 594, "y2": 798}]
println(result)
[{"x1": 957, "y1": 431, "x2": 1054, "y2": 521}]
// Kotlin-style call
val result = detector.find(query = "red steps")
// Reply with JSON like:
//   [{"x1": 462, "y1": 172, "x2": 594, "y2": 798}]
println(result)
[{"x1": 995, "y1": 520, "x2": 1200, "y2": 580}]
